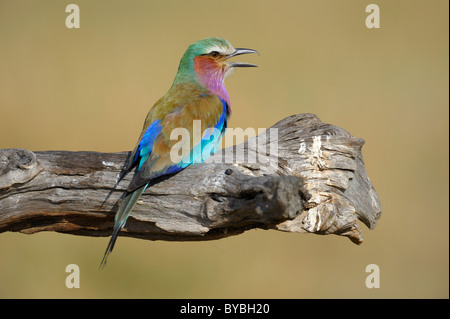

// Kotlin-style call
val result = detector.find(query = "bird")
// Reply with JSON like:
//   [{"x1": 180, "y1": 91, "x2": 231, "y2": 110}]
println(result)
[{"x1": 100, "y1": 37, "x2": 258, "y2": 267}]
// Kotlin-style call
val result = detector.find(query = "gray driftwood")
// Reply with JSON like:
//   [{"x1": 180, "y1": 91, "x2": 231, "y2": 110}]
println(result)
[{"x1": 0, "y1": 114, "x2": 381, "y2": 244}]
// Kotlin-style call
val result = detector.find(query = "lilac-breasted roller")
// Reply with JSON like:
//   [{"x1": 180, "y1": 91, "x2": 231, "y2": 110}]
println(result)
[{"x1": 100, "y1": 38, "x2": 258, "y2": 266}]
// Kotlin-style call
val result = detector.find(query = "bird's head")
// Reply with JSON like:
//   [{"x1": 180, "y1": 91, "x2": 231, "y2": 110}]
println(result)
[{"x1": 173, "y1": 38, "x2": 258, "y2": 102}]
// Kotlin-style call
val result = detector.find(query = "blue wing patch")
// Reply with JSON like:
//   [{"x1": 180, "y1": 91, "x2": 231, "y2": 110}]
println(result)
[
  {"x1": 190, "y1": 98, "x2": 228, "y2": 164},
  {"x1": 136, "y1": 119, "x2": 163, "y2": 170},
  {"x1": 134, "y1": 99, "x2": 228, "y2": 177}
]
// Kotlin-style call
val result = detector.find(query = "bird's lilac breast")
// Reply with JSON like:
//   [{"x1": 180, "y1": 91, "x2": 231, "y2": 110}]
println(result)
[{"x1": 193, "y1": 56, "x2": 230, "y2": 105}]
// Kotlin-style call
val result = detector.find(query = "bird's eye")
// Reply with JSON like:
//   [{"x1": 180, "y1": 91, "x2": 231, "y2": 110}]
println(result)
[{"x1": 209, "y1": 51, "x2": 220, "y2": 58}]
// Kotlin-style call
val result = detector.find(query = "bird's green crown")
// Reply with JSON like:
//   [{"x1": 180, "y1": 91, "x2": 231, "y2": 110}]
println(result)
[{"x1": 173, "y1": 37, "x2": 234, "y2": 84}]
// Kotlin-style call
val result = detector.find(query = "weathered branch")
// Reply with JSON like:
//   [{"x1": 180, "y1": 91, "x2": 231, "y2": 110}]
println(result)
[{"x1": 0, "y1": 114, "x2": 381, "y2": 244}]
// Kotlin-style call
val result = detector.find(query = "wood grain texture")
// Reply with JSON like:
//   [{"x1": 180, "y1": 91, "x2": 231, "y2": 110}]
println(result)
[{"x1": 0, "y1": 114, "x2": 381, "y2": 244}]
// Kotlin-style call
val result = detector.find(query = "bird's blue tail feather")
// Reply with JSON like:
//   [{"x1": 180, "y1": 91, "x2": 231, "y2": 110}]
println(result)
[{"x1": 100, "y1": 184, "x2": 148, "y2": 268}]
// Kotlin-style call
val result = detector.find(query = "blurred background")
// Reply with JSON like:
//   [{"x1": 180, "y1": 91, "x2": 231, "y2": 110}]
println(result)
[{"x1": 0, "y1": 0, "x2": 448, "y2": 298}]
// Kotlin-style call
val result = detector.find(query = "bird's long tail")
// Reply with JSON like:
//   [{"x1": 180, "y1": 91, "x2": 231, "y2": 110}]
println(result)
[{"x1": 100, "y1": 184, "x2": 148, "y2": 268}]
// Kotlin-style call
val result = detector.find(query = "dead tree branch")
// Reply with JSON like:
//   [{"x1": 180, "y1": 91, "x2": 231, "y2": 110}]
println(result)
[{"x1": 0, "y1": 114, "x2": 381, "y2": 244}]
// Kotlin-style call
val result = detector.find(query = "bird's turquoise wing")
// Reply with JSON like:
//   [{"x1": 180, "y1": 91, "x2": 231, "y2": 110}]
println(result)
[{"x1": 126, "y1": 94, "x2": 228, "y2": 191}]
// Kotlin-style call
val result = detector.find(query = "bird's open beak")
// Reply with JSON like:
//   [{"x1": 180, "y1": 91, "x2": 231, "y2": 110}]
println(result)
[{"x1": 226, "y1": 48, "x2": 259, "y2": 68}]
